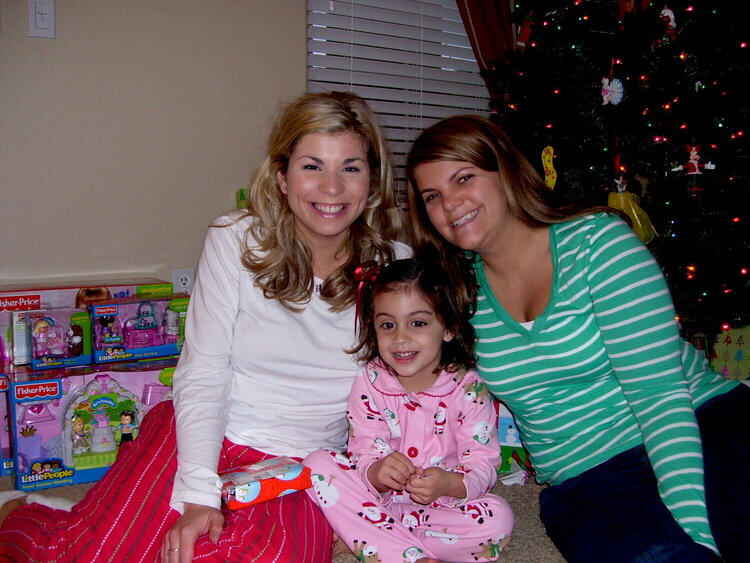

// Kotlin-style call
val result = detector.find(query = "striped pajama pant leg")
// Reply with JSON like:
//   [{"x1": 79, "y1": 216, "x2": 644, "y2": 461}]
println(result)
[{"x1": 0, "y1": 401, "x2": 333, "y2": 563}]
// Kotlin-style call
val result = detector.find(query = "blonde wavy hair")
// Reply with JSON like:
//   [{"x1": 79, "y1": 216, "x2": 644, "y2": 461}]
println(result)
[{"x1": 240, "y1": 91, "x2": 402, "y2": 312}]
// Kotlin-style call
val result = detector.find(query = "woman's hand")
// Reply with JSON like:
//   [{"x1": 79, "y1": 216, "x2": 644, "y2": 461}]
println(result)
[
  {"x1": 367, "y1": 452, "x2": 416, "y2": 492},
  {"x1": 160, "y1": 502, "x2": 224, "y2": 563},
  {"x1": 406, "y1": 466, "x2": 466, "y2": 505}
]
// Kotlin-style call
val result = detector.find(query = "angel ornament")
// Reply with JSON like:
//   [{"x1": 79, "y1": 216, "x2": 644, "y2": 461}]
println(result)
[{"x1": 601, "y1": 77, "x2": 624, "y2": 105}]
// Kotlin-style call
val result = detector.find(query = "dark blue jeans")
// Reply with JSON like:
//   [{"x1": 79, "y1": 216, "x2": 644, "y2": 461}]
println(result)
[{"x1": 539, "y1": 384, "x2": 750, "y2": 563}]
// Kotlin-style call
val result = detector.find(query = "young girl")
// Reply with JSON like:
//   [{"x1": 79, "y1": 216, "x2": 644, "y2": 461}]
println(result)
[{"x1": 305, "y1": 258, "x2": 513, "y2": 563}]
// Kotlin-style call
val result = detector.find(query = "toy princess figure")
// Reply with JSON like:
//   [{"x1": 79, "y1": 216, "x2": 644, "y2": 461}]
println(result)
[
  {"x1": 32, "y1": 317, "x2": 66, "y2": 358},
  {"x1": 607, "y1": 174, "x2": 657, "y2": 244},
  {"x1": 71, "y1": 415, "x2": 90, "y2": 455}
]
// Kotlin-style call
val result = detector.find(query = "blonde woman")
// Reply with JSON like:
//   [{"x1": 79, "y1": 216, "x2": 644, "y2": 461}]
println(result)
[{"x1": 0, "y1": 91, "x2": 409, "y2": 562}]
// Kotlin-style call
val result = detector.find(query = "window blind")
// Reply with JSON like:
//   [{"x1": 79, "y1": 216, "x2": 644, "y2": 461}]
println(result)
[{"x1": 307, "y1": 0, "x2": 490, "y2": 203}]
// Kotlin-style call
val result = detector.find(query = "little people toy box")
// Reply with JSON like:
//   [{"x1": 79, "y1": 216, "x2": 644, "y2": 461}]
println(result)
[
  {"x1": 8, "y1": 359, "x2": 176, "y2": 491},
  {"x1": 0, "y1": 278, "x2": 171, "y2": 367},
  {"x1": 24, "y1": 308, "x2": 92, "y2": 370},
  {"x1": 89, "y1": 294, "x2": 189, "y2": 363}
]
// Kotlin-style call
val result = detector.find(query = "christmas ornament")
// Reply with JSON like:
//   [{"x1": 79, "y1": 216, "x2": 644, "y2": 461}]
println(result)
[
  {"x1": 651, "y1": 7, "x2": 678, "y2": 49},
  {"x1": 672, "y1": 145, "x2": 716, "y2": 175},
  {"x1": 671, "y1": 145, "x2": 716, "y2": 196},
  {"x1": 516, "y1": 11, "x2": 534, "y2": 49},
  {"x1": 601, "y1": 77, "x2": 624, "y2": 105},
  {"x1": 607, "y1": 174, "x2": 657, "y2": 244},
  {"x1": 660, "y1": 8, "x2": 677, "y2": 41},
  {"x1": 541, "y1": 146, "x2": 557, "y2": 189}
]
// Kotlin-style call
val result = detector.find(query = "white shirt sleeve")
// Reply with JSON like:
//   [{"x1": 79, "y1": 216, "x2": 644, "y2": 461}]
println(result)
[{"x1": 170, "y1": 214, "x2": 243, "y2": 512}]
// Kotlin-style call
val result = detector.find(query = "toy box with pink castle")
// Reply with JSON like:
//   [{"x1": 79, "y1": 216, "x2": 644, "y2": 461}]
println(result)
[
  {"x1": 89, "y1": 294, "x2": 189, "y2": 363},
  {"x1": 0, "y1": 278, "x2": 171, "y2": 367},
  {"x1": 7, "y1": 359, "x2": 176, "y2": 491}
]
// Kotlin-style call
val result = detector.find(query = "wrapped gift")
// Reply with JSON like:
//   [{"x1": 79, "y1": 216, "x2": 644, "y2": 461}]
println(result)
[
  {"x1": 711, "y1": 326, "x2": 748, "y2": 381},
  {"x1": 219, "y1": 456, "x2": 312, "y2": 510}
]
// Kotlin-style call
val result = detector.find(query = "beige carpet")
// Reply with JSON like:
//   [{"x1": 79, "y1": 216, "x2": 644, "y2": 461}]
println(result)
[{"x1": 0, "y1": 475, "x2": 563, "y2": 562}]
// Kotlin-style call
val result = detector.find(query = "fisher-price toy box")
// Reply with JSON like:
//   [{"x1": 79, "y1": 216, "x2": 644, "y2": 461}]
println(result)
[
  {"x1": 89, "y1": 294, "x2": 189, "y2": 364},
  {"x1": 0, "y1": 375, "x2": 13, "y2": 476},
  {"x1": 7, "y1": 359, "x2": 176, "y2": 491},
  {"x1": 22, "y1": 308, "x2": 93, "y2": 370},
  {"x1": 0, "y1": 278, "x2": 171, "y2": 367}
]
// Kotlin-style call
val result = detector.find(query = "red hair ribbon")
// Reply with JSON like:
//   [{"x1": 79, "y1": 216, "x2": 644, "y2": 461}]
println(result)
[{"x1": 353, "y1": 260, "x2": 381, "y2": 329}]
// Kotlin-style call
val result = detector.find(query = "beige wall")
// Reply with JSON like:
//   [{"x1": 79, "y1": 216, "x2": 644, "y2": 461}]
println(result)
[{"x1": 0, "y1": 0, "x2": 306, "y2": 285}]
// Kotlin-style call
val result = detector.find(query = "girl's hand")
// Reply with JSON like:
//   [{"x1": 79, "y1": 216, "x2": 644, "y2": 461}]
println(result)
[
  {"x1": 406, "y1": 467, "x2": 466, "y2": 505},
  {"x1": 367, "y1": 452, "x2": 417, "y2": 492},
  {"x1": 160, "y1": 502, "x2": 224, "y2": 563}
]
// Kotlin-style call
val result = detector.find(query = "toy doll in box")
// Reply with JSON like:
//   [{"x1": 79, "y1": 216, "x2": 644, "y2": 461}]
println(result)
[
  {"x1": 8, "y1": 359, "x2": 175, "y2": 491},
  {"x1": 90, "y1": 295, "x2": 188, "y2": 363},
  {"x1": 27, "y1": 308, "x2": 92, "y2": 370}
]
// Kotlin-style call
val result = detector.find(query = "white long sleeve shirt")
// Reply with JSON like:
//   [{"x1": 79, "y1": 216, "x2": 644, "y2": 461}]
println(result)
[{"x1": 169, "y1": 210, "x2": 409, "y2": 512}]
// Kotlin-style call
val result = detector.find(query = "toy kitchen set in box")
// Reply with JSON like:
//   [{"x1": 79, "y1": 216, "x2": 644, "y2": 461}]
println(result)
[{"x1": 7, "y1": 359, "x2": 176, "y2": 492}]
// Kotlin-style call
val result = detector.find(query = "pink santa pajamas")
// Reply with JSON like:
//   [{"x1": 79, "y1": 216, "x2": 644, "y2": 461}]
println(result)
[{"x1": 304, "y1": 362, "x2": 513, "y2": 562}]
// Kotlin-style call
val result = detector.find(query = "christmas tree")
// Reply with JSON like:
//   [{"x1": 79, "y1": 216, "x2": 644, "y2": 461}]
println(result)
[{"x1": 484, "y1": 0, "x2": 749, "y2": 340}]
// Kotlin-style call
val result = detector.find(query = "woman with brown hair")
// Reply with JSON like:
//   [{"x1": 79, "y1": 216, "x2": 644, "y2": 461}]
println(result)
[{"x1": 405, "y1": 114, "x2": 749, "y2": 563}]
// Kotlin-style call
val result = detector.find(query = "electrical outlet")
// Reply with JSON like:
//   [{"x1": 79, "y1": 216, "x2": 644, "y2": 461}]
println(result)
[{"x1": 172, "y1": 268, "x2": 195, "y2": 295}]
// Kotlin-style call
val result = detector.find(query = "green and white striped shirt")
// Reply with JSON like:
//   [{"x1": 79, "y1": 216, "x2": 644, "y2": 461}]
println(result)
[{"x1": 472, "y1": 212, "x2": 737, "y2": 552}]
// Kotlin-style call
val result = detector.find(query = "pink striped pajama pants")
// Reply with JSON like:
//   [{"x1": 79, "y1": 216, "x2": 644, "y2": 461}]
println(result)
[{"x1": 0, "y1": 401, "x2": 333, "y2": 562}]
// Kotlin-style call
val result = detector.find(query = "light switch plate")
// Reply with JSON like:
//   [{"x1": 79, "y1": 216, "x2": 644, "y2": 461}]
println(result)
[{"x1": 28, "y1": 0, "x2": 55, "y2": 38}]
